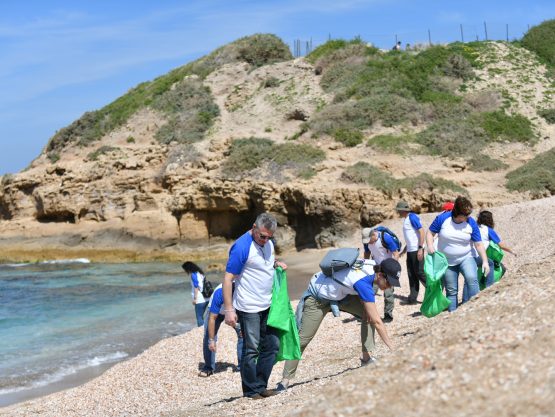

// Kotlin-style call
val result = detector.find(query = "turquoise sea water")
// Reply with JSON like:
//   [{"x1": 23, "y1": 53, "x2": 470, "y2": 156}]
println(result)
[{"x1": 0, "y1": 260, "x2": 209, "y2": 405}]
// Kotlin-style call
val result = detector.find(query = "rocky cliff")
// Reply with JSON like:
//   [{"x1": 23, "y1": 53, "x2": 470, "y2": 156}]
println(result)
[{"x1": 0, "y1": 35, "x2": 554, "y2": 261}]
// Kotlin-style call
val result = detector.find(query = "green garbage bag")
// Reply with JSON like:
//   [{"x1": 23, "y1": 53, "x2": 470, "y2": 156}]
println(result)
[
  {"x1": 486, "y1": 241, "x2": 504, "y2": 263},
  {"x1": 478, "y1": 242, "x2": 505, "y2": 289},
  {"x1": 267, "y1": 267, "x2": 301, "y2": 362},
  {"x1": 420, "y1": 252, "x2": 451, "y2": 318}
]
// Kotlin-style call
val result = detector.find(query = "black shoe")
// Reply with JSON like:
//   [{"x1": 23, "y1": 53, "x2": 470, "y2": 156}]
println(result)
[
  {"x1": 260, "y1": 389, "x2": 279, "y2": 397},
  {"x1": 248, "y1": 393, "x2": 265, "y2": 400},
  {"x1": 382, "y1": 315, "x2": 393, "y2": 323}
]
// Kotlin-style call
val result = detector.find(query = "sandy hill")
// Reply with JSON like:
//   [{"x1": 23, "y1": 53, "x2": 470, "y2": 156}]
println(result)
[
  {"x1": 0, "y1": 32, "x2": 554, "y2": 262},
  {"x1": 2, "y1": 196, "x2": 553, "y2": 417}
]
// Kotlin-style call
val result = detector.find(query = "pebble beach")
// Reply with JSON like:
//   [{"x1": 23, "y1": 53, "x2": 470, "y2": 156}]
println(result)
[{"x1": 2, "y1": 197, "x2": 555, "y2": 417}]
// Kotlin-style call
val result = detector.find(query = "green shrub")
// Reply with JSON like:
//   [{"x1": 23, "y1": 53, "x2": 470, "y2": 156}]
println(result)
[
  {"x1": 341, "y1": 162, "x2": 466, "y2": 194},
  {"x1": 306, "y1": 38, "x2": 371, "y2": 64},
  {"x1": 222, "y1": 137, "x2": 325, "y2": 178},
  {"x1": 153, "y1": 78, "x2": 220, "y2": 144},
  {"x1": 415, "y1": 117, "x2": 488, "y2": 157},
  {"x1": 126, "y1": 136, "x2": 136, "y2": 143},
  {"x1": 539, "y1": 108, "x2": 555, "y2": 124},
  {"x1": 442, "y1": 54, "x2": 475, "y2": 80},
  {"x1": 506, "y1": 147, "x2": 555, "y2": 195},
  {"x1": 480, "y1": 110, "x2": 535, "y2": 143},
  {"x1": 341, "y1": 162, "x2": 398, "y2": 192},
  {"x1": 87, "y1": 146, "x2": 119, "y2": 161},
  {"x1": 333, "y1": 128, "x2": 363, "y2": 147},
  {"x1": 522, "y1": 19, "x2": 555, "y2": 66},
  {"x1": 47, "y1": 152, "x2": 60, "y2": 163},
  {"x1": 237, "y1": 34, "x2": 292, "y2": 68},
  {"x1": 467, "y1": 154, "x2": 509, "y2": 172},
  {"x1": 367, "y1": 134, "x2": 414, "y2": 154}
]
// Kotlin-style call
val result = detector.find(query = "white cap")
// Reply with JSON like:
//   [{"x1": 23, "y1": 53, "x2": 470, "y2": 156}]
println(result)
[{"x1": 361, "y1": 227, "x2": 372, "y2": 244}]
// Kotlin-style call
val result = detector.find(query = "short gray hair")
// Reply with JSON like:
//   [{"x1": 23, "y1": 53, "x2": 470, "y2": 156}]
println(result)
[{"x1": 255, "y1": 213, "x2": 277, "y2": 232}]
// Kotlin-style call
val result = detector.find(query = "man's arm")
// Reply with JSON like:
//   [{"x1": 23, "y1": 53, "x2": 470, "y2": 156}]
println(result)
[
  {"x1": 207, "y1": 313, "x2": 218, "y2": 352},
  {"x1": 223, "y1": 272, "x2": 238, "y2": 327},
  {"x1": 417, "y1": 227, "x2": 426, "y2": 261},
  {"x1": 363, "y1": 301, "x2": 393, "y2": 350},
  {"x1": 426, "y1": 230, "x2": 436, "y2": 254}
]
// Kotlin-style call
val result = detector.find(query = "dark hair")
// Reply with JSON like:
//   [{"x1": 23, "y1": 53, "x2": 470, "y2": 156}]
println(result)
[
  {"x1": 452, "y1": 196, "x2": 473, "y2": 217},
  {"x1": 477, "y1": 210, "x2": 495, "y2": 228},
  {"x1": 181, "y1": 261, "x2": 204, "y2": 275}
]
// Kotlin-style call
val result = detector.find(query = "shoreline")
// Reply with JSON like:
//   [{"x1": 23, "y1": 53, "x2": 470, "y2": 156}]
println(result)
[{"x1": 0, "y1": 248, "x2": 324, "y2": 409}]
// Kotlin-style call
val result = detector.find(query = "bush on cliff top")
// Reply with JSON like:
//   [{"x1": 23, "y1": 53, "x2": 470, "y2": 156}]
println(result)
[
  {"x1": 341, "y1": 162, "x2": 466, "y2": 195},
  {"x1": 222, "y1": 137, "x2": 325, "y2": 179},
  {"x1": 506, "y1": 147, "x2": 555, "y2": 196},
  {"x1": 522, "y1": 19, "x2": 555, "y2": 67}
]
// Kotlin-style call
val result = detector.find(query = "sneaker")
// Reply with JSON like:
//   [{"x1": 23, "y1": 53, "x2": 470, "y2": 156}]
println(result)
[
  {"x1": 248, "y1": 393, "x2": 265, "y2": 400},
  {"x1": 276, "y1": 379, "x2": 290, "y2": 391},
  {"x1": 260, "y1": 389, "x2": 279, "y2": 397},
  {"x1": 198, "y1": 370, "x2": 214, "y2": 377},
  {"x1": 360, "y1": 356, "x2": 377, "y2": 366},
  {"x1": 382, "y1": 315, "x2": 393, "y2": 323}
]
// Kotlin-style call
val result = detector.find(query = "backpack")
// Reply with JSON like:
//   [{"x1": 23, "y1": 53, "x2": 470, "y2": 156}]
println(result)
[
  {"x1": 201, "y1": 277, "x2": 214, "y2": 298},
  {"x1": 373, "y1": 226, "x2": 401, "y2": 252},
  {"x1": 319, "y1": 248, "x2": 360, "y2": 277}
]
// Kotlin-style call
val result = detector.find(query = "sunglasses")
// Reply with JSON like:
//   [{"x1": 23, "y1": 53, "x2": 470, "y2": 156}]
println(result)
[{"x1": 253, "y1": 227, "x2": 273, "y2": 240}]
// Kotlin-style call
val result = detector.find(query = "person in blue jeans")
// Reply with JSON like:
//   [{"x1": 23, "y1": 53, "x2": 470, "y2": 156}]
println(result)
[
  {"x1": 463, "y1": 210, "x2": 517, "y2": 301},
  {"x1": 199, "y1": 283, "x2": 243, "y2": 377},
  {"x1": 223, "y1": 213, "x2": 287, "y2": 400},
  {"x1": 182, "y1": 261, "x2": 208, "y2": 327},
  {"x1": 426, "y1": 196, "x2": 490, "y2": 312}
]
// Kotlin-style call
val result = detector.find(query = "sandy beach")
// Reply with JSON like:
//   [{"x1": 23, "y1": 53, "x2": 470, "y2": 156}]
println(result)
[{"x1": 1, "y1": 196, "x2": 554, "y2": 416}]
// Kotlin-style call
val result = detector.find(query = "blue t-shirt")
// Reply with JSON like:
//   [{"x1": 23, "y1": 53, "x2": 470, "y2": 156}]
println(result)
[
  {"x1": 353, "y1": 274, "x2": 375, "y2": 303},
  {"x1": 209, "y1": 286, "x2": 224, "y2": 315}
]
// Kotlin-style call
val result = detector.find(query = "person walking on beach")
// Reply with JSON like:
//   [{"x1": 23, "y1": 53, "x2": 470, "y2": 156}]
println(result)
[
  {"x1": 199, "y1": 283, "x2": 243, "y2": 377},
  {"x1": 361, "y1": 227, "x2": 400, "y2": 322},
  {"x1": 396, "y1": 201, "x2": 426, "y2": 304},
  {"x1": 223, "y1": 213, "x2": 287, "y2": 400},
  {"x1": 182, "y1": 261, "x2": 208, "y2": 327},
  {"x1": 278, "y1": 258, "x2": 399, "y2": 391},
  {"x1": 426, "y1": 196, "x2": 489, "y2": 312}
]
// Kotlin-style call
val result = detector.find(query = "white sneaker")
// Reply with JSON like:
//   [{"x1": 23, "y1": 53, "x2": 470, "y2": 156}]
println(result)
[
  {"x1": 276, "y1": 378, "x2": 290, "y2": 391},
  {"x1": 360, "y1": 356, "x2": 377, "y2": 366}
]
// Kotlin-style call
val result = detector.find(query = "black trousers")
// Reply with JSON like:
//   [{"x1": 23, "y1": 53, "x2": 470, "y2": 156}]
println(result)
[{"x1": 406, "y1": 250, "x2": 426, "y2": 301}]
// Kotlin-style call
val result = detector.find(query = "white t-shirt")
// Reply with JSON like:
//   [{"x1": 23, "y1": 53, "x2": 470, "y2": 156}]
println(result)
[
  {"x1": 310, "y1": 262, "x2": 375, "y2": 301},
  {"x1": 402, "y1": 213, "x2": 423, "y2": 252},
  {"x1": 226, "y1": 231, "x2": 275, "y2": 313},
  {"x1": 190, "y1": 271, "x2": 206, "y2": 303}
]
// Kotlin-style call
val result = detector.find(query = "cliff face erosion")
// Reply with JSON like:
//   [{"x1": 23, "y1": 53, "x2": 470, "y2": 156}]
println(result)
[{"x1": 1, "y1": 35, "x2": 554, "y2": 261}]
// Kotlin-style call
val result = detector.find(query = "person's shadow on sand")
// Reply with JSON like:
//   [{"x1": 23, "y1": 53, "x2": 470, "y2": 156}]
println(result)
[{"x1": 197, "y1": 361, "x2": 240, "y2": 374}]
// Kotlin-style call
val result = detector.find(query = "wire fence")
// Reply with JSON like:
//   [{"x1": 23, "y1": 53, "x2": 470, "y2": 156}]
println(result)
[{"x1": 290, "y1": 21, "x2": 535, "y2": 57}]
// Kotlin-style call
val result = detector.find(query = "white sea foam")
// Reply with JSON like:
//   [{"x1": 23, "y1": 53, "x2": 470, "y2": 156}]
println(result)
[
  {"x1": 3, "y1": 258, "x2": 91, "y2": 268},
  {"x1": 0, "y1": 351, "x2": 128, "y2": 395}
]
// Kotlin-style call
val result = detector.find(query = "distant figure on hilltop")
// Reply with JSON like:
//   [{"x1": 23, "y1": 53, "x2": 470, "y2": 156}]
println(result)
[{"x1": 392, "y1": 41, "x2": 401, "y2": 50}]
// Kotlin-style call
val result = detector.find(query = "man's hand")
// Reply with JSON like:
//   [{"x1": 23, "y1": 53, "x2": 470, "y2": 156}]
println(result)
[
  {"x1": 191, "y1": 300, "x2": 196, "y2": 306},
  {"x1": 481, "y1": 263, "x2": 490, "y2": 277},
  {"x1": 208, "y1": 340, "x2": 217, "y2": 352},
  {"x1": 417, "y1": 248, "x2": 424, "y2": 261},
  {"x1": 275, "y1": 260, "x2": 288, "y2": 270},
  {"x1": 225, "y1": 310, "x2": 237, "y2": 328}
]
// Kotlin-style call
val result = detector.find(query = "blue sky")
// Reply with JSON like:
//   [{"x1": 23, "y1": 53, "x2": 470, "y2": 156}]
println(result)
[{"x1": 1, "y1": 0, "x2": 554, "y2": 175}]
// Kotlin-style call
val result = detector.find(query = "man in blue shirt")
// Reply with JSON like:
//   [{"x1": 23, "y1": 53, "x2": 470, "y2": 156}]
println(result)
[
  {"x1": 396, "y1": 200, "x2": 426, "y2": 304},
  {"x1": 362, "y1": 227, "x2": 400, "y2": 322},
  {"x1": 223, "y1": 213, "x2": 287, "y2": 400}
]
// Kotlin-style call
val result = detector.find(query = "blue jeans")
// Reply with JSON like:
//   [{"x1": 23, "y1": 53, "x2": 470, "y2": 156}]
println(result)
[
  {"x1": 464, "y1": 257, "x2": 496, "y2": 302},
  {"x1": 443, "y1": 256, "x2": 479, "y2": 312},
  {"x1": 237, "y1": 308, "x2": 280, "y2": 397},
  {"x1": 195, "y1": 301, "x2": 208, "y2": 327},
  {"x1": 202, "y1": 314, "x2": 243, "y2": 372}
]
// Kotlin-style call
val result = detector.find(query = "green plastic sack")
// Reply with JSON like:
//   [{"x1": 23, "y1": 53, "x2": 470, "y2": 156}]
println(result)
[
  {"x1": 486, "y1": 241, "x2": 504, "y2": 263},
  {"x1": 267, "y1": 267, "x2": 301, "y2": 362},
  {"x1": 420, "y1": 252, "x2": 451, "y2": 318},
  {"x1": 478, "y1": 242, "x2": 506, "y2": 289}
]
